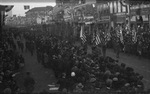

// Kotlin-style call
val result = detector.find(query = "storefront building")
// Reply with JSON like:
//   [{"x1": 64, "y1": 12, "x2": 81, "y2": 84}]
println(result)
[
  {"x1": 108, "y1": 0, "x2": 129, "y2": 28},
  {"x1": 0, "y1": 5, "x2": 13, "y2": 34},
  {"x1": 130, "y1": 3, "x2": 150, "y2": 29},
  {"x1": 72, "y1": 3, "x2": 97, "y2": 42},
  {"x1": 96, "y1": 2, "x2": 110, "y2": 30}
]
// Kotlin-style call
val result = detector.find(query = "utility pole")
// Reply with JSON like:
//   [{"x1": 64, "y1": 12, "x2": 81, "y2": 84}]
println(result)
[{"x1": 127, "y1": 0, "x2": 131, "y2": 30}]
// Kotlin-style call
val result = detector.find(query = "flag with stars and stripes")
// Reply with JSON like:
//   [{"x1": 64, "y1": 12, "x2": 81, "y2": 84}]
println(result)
[
  {"x1": 95, "y1": 31, "x2": 101, "y2": 45},
  {"x1": 92, "y1": 30, "x2": 96, "y2": 43},
  {"x1": 80, "y1": 25, "x2": 86, "y2": 44},
  {"x1": 132, "y1": 29, "x2": 137, "y2": 43}
]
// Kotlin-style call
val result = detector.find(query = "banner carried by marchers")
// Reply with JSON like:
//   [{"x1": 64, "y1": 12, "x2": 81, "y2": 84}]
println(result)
[{"x1": 80, "y1": 25, "x2": 86, "y2": 44}]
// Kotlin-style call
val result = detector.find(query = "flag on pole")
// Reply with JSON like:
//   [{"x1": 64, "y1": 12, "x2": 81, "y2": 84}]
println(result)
[
  {"x1": 92, "y1": 30, "x2": 96, "y2": 43},
  {"x1": 101, "y1": 32, "x2": 106, "y2": 45},
  {"x1": 95, "y1": 31, "x2": 101, "y2": 45},
  {"x1": 132, "y1": 29, "x2": 137, "y2": 43},
  {"x1": 120, "y1": 30, "x2": 124, "y2": 44},
  {"x1": 80, "y1": 25, "x2": 86, "y2": 44},
  {"x1": 24, "y1": 5, "x2": 30, "y2": 10}
]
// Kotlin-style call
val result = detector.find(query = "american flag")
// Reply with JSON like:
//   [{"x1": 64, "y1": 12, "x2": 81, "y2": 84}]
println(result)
[
  {"x1": 132, "y1": 30, "x2": 137, "y2": 43},
  {"x1": 80, "y1": 25, "x2": 86, "y2": 44},
  {"x1": 95, "y1": 31, "x2": 101, "y2": 45},
  {"x1": 101, "y1": 32, "x2": 106, "y2": 45},
  {"x1": 92, "y1": 30, "x2": 96, "y2": 43}
]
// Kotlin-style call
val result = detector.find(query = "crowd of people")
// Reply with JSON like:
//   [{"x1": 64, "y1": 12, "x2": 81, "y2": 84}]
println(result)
[
  {"x1": 0, "y1": 30, "x2": 25, "y2": 94},
  {"x1": 1, "y1": 22, "x2": 150, "y2": 94},
  {"x1": 21, "y1": 26, "x2": 150, "y2": 94},
  {"x1": 109, "y1": 24, "x2": 150, "y2": 59},
  {"x1": 64, "y1": 22, "x2": 150, "y2": 59}
]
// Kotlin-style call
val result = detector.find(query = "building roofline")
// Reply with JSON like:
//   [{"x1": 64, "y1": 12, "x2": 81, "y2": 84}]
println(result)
[{"x1": 25, "y1": 6, "x2": 53, "y2": 14}]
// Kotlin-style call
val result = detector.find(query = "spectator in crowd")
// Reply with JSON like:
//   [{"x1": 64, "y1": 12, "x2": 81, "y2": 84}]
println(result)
[
  {"x1": 3, "y1": 22, "x2": 149, "y2": 94},
  {"x1": 0, "y1": 30, "x2": 25, "y2": 94}
]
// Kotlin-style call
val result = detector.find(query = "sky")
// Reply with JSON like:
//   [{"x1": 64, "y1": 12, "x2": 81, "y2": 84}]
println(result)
[
  {"x1": 0, "y1": 0, "x2": 55, "y2": 3},
  {"x1": 0, "y1": 0, "x2": 56, "y2": 16}
]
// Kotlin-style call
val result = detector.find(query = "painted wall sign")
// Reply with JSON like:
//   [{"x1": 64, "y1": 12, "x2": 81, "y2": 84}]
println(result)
[
  {"x1": 97, "y1": 3, "x2": 109, "y2": 16},
  {"x1": 73, "y1": 3, "x2": 96, "y2": 22}
]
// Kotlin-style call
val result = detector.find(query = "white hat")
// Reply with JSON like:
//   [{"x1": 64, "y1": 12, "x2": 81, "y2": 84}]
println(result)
[
  {"x1": 113, "y1": 77, "x2": 118, "y2": 81},
  {"x1": 125, "y1": 83, "x2": 130, "y2": 86},
  {"x1": 71, "y1": 72, "x2": 75, "y2": 77}
]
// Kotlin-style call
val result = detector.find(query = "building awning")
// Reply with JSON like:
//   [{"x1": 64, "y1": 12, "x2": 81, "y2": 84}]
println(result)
[
  {"x1": 5, "y1": 5, "x2": 14, "y2": 12},
  {"x1": 0, "y1": 5, "x2": 14, "y2": 12}
]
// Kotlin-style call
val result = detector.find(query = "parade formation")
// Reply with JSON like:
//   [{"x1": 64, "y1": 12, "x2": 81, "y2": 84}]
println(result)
[{"x1": 0, "y1": 0, "x2": 150, "y2": 94}]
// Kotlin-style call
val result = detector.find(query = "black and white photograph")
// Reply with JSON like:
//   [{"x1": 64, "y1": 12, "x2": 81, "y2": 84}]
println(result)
[{"x1": 0, "y1": 0, "x2": 150, "y2": 93}]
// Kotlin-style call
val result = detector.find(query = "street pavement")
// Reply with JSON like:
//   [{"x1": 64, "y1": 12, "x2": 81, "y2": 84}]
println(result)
[
  {"x1": 22, "y1": 52, "x2": 57, "y2": 93},
  {"x1": 13, "y1": 36, "x2": 57, "y2": 93}
]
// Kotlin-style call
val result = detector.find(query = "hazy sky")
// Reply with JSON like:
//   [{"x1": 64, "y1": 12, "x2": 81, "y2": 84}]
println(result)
[
  {"x1": 0, "y1": 0, "x2": 55, "y2": 3},
  {"x1": 0, "y1": 0, "x2": 56, "y2": 16}
]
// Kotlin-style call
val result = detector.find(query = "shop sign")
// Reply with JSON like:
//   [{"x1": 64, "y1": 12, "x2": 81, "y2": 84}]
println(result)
[
  {"x1": 130, "y1": 4, "x2": 150, "y2": 10},
  {"x1": 73, "y1": 3, "x2": 96, "y2": 22},
  {"x1": 97, "y1": 3, "x2": 110, "y2": 16},
  {"x1": 99, "y1": 16, "x2": 110, "y2": 21},
  {"x1": 115, "y1": 12, "x2": 127, "y2": 16},
  {"x1": 84, "y1": 16, "x2": 94, "y2": 19},
  {"x1": 115, "y1": 16, "x2": 126, "y2": 23},
  {"x1": 130, "y1": 8, "x2": 150, "y2": 15},
  {"x1": 83, "y1": 16, "x2": 94, "y2": 22}
]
